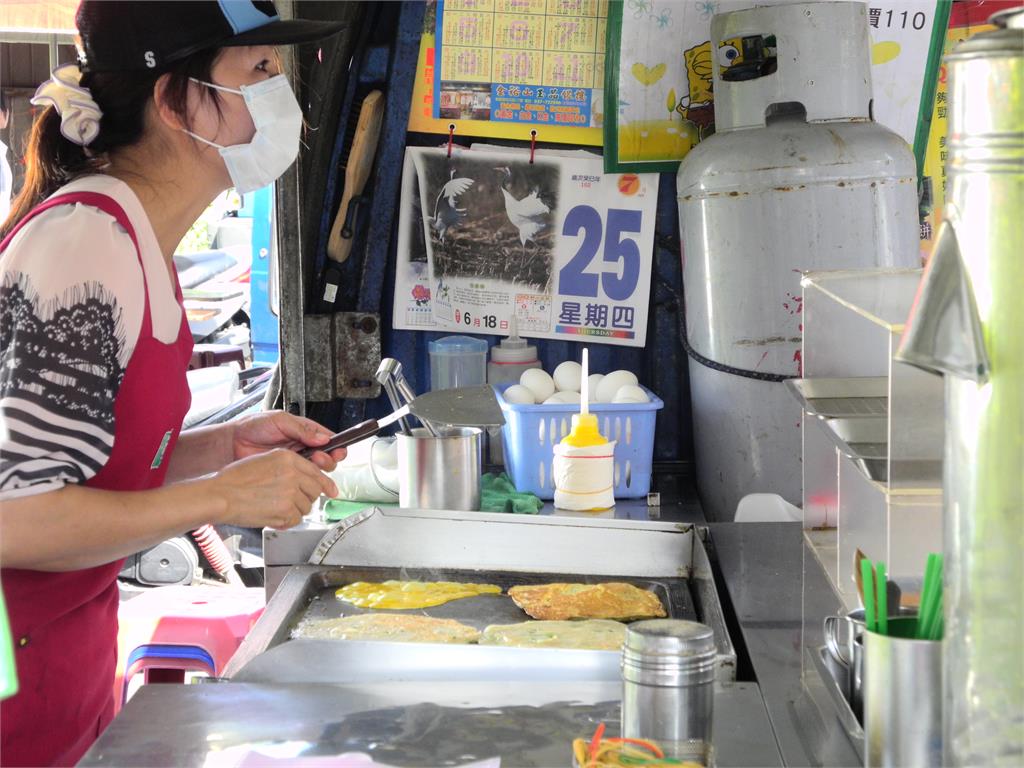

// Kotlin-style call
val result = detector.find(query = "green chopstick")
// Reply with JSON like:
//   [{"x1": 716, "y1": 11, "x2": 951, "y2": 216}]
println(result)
[
  {"x1": 924, "y1": 555, "x2": 944, "y2": 640},
  {"x1": 917, "y1": 553, "x2": 943, "y2": 639},
  {"x1": 877, "y1": 561, "x2": 888, "y2": 636},
  {"x1": 861, "y1": 558, "x2": 877, "y2": 633},
  {"x1": 916, "y1": 555, "x2": 936, "y2": 638}
]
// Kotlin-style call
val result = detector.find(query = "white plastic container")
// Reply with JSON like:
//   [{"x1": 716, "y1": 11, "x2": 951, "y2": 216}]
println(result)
[
  {"x1": 487, "y1": 321, "x2": 542, "y2": 464},
  {"x1": 487, "y1": 319, "x2": 542, "y2": 385}
]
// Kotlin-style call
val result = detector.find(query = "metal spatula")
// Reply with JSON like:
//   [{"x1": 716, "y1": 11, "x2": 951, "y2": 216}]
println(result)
[{"x1": 300, "y1": 385, "x2": 504, "y2": 457}]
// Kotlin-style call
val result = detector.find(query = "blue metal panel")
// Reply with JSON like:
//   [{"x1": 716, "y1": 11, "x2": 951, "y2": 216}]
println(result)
[
  {"x1": 357, "y1": 1, "x2": 425, "y2": 316},
  {"x1": 310, "y1": 9, "x2": 388, "y2": 311},
  {"x1": 248, "y1": 186, "x2": 279, "y2": 365}
]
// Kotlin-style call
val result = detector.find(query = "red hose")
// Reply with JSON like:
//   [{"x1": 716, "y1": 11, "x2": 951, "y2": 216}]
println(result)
[{"x1": 190, "y1": 524, "x2": 243, "y2": 586}]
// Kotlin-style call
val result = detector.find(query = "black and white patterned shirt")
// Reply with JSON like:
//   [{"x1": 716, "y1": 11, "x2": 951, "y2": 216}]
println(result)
[{"x1": 0, "y1": 175, "x2": 183, "y2": 499}]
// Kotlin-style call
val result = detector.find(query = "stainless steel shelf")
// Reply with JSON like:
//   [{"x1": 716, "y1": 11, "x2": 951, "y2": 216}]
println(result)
[
  {"x1": 790, "y1": 381, "x2": 941, "y2": 489},
  {"x1": 786, "y1": 377, "x2": 889, "y2": 420},
  {"x1": 825, "y1": 417, "x2": 889, "y2": 482}
]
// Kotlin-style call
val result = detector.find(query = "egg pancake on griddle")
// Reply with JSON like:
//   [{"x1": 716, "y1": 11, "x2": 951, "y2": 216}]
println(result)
[
  {"x1": 480, "y1": 619, "x2": 627, "y2": 650},
  {"x1": 292, "y1": 614, "x2": 480, "y2": 644},
  {"x1": 507, "y1": 582, "x2": 666, "y2": 621}
]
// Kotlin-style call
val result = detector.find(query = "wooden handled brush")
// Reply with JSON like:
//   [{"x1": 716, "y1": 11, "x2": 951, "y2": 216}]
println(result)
[{"x1": 326, "y1": 90, "x2": 384, "y2": 263}]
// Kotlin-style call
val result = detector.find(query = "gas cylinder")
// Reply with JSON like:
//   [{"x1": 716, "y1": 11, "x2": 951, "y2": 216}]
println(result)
[{"x1": 676, "y1": 1, "x2": 919, "y2": 520}]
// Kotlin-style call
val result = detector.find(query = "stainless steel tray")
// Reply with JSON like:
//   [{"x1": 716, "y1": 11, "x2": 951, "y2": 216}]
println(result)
[{"x1": 786, "y1": 377, "x2": 888, "y2": 419}]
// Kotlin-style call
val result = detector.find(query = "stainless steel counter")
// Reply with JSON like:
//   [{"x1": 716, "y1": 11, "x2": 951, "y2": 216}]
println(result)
[
  {"x1": 707, "y1": 523, "x2": 860, "y2": 767},
  {"x1": 81, "y1": 680, "x2": 781, "y2": 767},
  {"x1": 84, "y1": 515, "x2": 862, "y2": 766}
]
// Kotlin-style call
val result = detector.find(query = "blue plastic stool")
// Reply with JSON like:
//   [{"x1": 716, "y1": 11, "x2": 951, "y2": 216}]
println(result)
[{"x1": 121, "y1": 644, "x2": 217, "y2": 706}]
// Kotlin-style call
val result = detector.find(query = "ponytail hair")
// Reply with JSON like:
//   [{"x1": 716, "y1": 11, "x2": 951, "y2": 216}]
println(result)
[{"x1": 1, "y1": 48, "x2": 222, "y2": 239}]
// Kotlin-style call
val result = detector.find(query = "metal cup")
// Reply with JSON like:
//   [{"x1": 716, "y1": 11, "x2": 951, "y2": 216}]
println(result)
[
  {"x1": 863, "y1": 618, "x2": 942, "y2": 767},
  {"x1": 396, "y1": 427, "x2": 482, "y2": 511},
  {"x1": 824, "y1": 606, "x2": 916, "y2": 719}
]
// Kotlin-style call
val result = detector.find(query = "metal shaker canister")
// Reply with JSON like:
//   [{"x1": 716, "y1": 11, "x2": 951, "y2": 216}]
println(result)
[{"x1": 621, "y1": 619, "x2": 716, "y2": 761}]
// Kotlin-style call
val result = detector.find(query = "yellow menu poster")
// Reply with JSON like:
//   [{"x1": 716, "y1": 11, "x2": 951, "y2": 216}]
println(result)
[
  {"x1": 918, "y1": 3, "x2": 1005, "y2": 261},
  {"x1": 408, "y1": 0, "x2": 604, "y2": 145}
]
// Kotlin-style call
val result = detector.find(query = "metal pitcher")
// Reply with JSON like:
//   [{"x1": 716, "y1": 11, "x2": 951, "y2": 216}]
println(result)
[
  {"x1": 397, "y1": 427, "x2": 482, "y2": 511},
  {"x1": 824, "y1": 606, "x2": 916, "y2": 720},
  {"x1": 897, "y1": 8, "x2": 1024, "y2": 765}
]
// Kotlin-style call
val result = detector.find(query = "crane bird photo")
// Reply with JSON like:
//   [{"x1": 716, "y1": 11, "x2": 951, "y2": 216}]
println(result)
[
  {"x1": 430, "y1": 169, "x2": 474, "y2": 243},
  {"x1": 495, "y1": 166, "x2": 550, "y2": 253},
  {"x1": 415, "y1": 151, "x2": 559, "y2": 292}
]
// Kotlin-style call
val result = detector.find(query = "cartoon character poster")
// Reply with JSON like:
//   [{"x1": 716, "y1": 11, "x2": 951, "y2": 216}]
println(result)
[{"x1": 605, "y1": 0, "x2": 945, "y2": 173}]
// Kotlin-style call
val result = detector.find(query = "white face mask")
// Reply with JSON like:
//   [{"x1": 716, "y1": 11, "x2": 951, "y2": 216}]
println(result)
[{"x1": 184, "y1": 75, "x2": 302, "y2": 194}]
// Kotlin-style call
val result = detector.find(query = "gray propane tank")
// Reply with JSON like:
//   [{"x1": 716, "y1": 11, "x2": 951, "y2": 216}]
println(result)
[{"x1": 676, "y1": 1, "x2": 919, "y2": 520}]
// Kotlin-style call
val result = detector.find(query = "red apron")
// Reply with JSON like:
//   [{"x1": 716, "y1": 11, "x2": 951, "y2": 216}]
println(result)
[{"x1": 0, "y1": 192, "x2": 193, "y2": 766}]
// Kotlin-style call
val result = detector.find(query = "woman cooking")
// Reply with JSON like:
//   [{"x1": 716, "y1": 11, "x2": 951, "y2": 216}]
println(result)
[{"x1": 0, "y1": 2, "x2": 347, "y2": 764}]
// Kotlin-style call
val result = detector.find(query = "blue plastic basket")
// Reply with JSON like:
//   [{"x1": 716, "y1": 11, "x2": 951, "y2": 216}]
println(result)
[{"x1": 496, "y1": 383, "x2": 664, "y2": 500}]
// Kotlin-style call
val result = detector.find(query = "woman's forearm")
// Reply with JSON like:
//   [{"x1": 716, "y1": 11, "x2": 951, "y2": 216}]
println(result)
[
  {"x1": 162, "y1": 423, "x2": 235, "y2": 482},
  {"x1": 0, "y1": 480, "x2": 226, "y2": 572}
]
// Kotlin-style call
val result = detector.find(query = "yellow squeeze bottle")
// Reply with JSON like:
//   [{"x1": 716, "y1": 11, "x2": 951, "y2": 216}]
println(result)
[
  {"x1": 561, "y1": 348, "x2": 607, "y2": 448},
  {"x1": 553, "y1": 347, "x2": 615, "y2": 511}
]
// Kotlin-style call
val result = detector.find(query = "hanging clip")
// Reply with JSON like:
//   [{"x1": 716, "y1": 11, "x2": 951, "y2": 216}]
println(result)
[
  {"x1": 529, "y1": 129, "x2": 537, "y2": 164},
  {"x1": 447, "y1": 123, "x2": 456, "y2": 158}
]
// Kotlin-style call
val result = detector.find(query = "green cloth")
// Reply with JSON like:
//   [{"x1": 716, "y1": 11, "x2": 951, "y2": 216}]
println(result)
[
  {"x1": 324, "y1": 474, "x2": 542, "y2": 517},
  {"x1": 481, "y1": 472, "x2": 544, "y2": 514}
]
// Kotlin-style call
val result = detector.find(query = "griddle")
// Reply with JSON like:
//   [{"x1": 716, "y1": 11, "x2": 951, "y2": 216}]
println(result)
[{"x1": 292, "y1": 566, "x2": 697, "y2": 637}]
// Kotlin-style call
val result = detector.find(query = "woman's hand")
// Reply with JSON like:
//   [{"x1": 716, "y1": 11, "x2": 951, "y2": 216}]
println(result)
[
  {"x1": 208, "y1": 449, "x2": 340, "y2": 530},
  {"x1": 230, "y1": 410, "x2": 347, "y2": 471}
]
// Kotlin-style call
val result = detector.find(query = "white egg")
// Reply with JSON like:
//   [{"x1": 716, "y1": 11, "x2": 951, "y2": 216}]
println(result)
[
  {"x1": 586, "y1": 374, "x2": 604, "y2": 402},
  {"x1": 552, "y1": 360, "x2": 582, "y2": 392},
  {"x1": 596, "y1": 370, "x2": 639, "y2": 403},
  {"x1": 502, "y1": 384, "x2": 536, "y2": 405},
  {"x1": 519, "y1": 368, "x2": 555, "y2": 402},
  {"x1": 543, "y1": 391, "x2": 581, "y2": 405},
  {"x1": 612, "y1": 384, "x2": 650, "y2": 404}
]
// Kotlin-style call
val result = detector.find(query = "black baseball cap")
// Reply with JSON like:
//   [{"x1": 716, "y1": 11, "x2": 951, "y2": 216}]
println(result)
[{"x1": 76, "y1": 0, "x2": 346, "y2": 73}]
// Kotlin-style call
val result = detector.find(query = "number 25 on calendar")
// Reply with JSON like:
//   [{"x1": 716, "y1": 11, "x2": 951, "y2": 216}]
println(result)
[{"x1": 558, "y1": 205, "x2": 643, "y2": 302}]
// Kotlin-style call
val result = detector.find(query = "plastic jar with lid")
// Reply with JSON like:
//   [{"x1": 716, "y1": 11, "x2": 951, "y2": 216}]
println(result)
[{"x1": 429, "y1": 335, "x2": 488, "y2": 391}]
